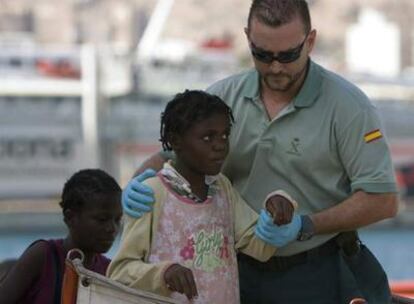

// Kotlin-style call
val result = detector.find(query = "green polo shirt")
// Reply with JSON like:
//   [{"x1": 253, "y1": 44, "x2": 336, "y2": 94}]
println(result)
[{"x1": 207, "y1": 60, "x2": 397, "y2": 256}]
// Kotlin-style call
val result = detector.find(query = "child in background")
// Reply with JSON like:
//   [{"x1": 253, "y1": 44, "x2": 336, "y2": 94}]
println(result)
[
  {"x1": 108, "y1": 90, "x2": 297, "y2": 304},
  {"x1": 0, "y1": 259, "x2": 17, "y2": 284},
  {"x1": 0, "y1": 169, "x2": 122, "y2": 304}
]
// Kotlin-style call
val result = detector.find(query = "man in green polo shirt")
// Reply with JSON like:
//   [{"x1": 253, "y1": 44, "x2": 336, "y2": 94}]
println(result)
[{"x1": 122, "y1": 0, "x2": 398, "y2": 303}]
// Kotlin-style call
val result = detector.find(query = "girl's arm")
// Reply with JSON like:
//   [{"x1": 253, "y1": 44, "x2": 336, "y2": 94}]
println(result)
[
  {"x1": 217, "y1": 174, "x2": 277, "y2": 261},
  {"x1": 107, "y1": 177, "x2": 176, "y2": 297},
  {"x1": 107, "y1": 212, "x2": 174, "y2": 296},
  {"x1": 0, "y1": 241, "x2": 46, "y2": 303}
]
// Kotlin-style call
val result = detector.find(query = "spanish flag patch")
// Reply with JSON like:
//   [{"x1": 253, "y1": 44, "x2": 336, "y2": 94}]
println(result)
[{"x1": 364, "y1": 129, "x2": 382, "y2": 143}]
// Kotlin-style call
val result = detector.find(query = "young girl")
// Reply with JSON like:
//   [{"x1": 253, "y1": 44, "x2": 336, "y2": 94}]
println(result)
[
  {"x1": 0, "y1": 169, "x2": 123, "y2": 304},
  {"x1": 108, "y1": 90, "x2": 296, "y2": 304}
]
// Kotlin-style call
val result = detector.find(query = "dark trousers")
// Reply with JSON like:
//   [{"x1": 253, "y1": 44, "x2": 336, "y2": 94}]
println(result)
[
  {"x1": 238, "y1": 243, "x2": 391, "y2": 304},
  {"x1": 341, "y1": 244, "x2": 391, "y2": 303},
  {"x1": 239, "y1": 251, "x2": 344, "y2": 304}
]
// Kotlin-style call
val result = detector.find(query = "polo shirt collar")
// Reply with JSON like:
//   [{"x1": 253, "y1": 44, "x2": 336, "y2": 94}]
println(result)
[
  {"x1": 293, "y1": 60, "x2": 322, "y2": 108},
  {"x1": 242, "y1": 69, "x2": 261, "y2": 100},
  {"x1": 242, "y1": 60, "x2": 322, "y2": 108}
]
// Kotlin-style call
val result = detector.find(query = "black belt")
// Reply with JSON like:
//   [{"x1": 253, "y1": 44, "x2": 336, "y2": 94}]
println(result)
[{"x1": 239, "y1": 232, "x2": 359, "y2": 272}]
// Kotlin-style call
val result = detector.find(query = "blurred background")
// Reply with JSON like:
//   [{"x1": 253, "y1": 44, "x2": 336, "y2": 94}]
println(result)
[{"x1": 0, "y1": 0, "x2": 413, "y2": 292}]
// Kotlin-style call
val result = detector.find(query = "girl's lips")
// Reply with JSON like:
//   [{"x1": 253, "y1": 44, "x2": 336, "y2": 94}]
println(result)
[{"x1": 99, "y1": 238, "x2": 114, "y2": 244}]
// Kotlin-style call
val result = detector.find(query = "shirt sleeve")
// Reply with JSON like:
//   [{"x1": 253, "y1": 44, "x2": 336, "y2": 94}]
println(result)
[
  {"x1": 217, "y1": 174, "x2": 276, "y2": 262},
  {"x1": 106, "y1": 178, "x2": 174, "y2": 297},
  {"x1": 336, "y1": 106, "x2": 397, "y2": 193}
]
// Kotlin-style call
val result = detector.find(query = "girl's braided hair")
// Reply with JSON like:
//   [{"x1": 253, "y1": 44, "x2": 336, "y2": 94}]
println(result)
[{"x1": 160, "y1": 90, "x2": 234, "y2": 151}]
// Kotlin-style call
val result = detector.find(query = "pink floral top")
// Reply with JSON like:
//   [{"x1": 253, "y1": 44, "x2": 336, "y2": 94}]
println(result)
[
  {"x1": 148, "y1": 172, "x2": 239, "y2": 304},
  {"x1": 108, "y1": 162, "x2": 278, "y2": 303}
]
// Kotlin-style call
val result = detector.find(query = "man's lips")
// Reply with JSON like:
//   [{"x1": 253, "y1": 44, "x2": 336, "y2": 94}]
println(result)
[{"x1": 211, "y1": 158, "x2": 225, "y2": 165}]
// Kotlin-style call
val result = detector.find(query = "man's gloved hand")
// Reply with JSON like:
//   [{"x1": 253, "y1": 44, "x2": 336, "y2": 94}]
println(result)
[
  {"x1": 255, "y1": 209, "x2": 302, "y2": 247},
  {"x1": 122, "y1": 169, "x2": 157, "y2": 218}
]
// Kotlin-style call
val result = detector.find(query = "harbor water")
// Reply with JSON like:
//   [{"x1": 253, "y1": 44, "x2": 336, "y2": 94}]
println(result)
[{"x1": 0, "y1": 216, "x2": 413, "y2": 281}]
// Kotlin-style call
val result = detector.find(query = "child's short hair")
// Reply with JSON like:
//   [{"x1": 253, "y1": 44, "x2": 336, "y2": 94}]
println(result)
[
  {"x1": 59, "y1": 169, "x2": 121, "y2": 212},
  {"x1": 160, "y1": 90, "x2": 234, "y2": 151}
]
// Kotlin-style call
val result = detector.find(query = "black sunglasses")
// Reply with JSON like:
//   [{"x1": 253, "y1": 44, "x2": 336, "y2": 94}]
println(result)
[{"x1": 250, "y1": 34, "x2": 308, "y2": 64}]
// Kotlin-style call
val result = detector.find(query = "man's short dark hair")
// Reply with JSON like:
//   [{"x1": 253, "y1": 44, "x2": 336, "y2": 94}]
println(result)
[{"x1": 247, "y1": 0, "x2": 311, "y2": 34}]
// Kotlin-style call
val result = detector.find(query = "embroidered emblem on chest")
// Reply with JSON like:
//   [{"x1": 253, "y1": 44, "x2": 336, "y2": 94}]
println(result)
[{"x1": 286, "y1": 138, "x2": 302, "y2": 156}]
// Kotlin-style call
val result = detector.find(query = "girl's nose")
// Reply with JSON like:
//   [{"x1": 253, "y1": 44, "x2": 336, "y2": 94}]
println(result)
[
  {"x1": 213, "y1": 139, "x2": 227, "y2": 151},
  {"x1": 105, "y1": 219, "x2": 119, "y2": 234}
]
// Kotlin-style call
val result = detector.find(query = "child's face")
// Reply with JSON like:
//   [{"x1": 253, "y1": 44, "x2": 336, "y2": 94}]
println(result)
[
  {"x1": 68, "y1": 193, "x2": 122, "y2": 254},
  {"x1": 173, "y1": 112, "x2": 230, "y2": 176}
]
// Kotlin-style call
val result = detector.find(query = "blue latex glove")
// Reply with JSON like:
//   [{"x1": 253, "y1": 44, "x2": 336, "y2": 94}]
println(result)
[
  {"x1": 122, "y1": 169, "x2": 157, "y2": 218},
  {"x1": 255, "y1": 209, "x2": 302, "y2": 247}
]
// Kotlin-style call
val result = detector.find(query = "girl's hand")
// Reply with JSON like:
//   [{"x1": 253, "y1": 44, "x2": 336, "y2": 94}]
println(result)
[
  {"x1": 164, "y1": 264, "x2": 198, "y2": 300},
  {"x1": 265, "y1": 195, "x2": 294, "y2": 225}
]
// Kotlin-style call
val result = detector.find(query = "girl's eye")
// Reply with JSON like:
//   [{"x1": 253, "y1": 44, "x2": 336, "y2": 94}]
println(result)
[
  {"x1": 222, "y1": 133, "x2": 228, "y2": 140},
  {"x1": 202, "y1": 135, "x2": 211, "y2": 142}
]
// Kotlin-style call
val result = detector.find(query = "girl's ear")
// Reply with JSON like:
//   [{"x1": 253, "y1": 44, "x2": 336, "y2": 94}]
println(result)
[
  {"x1": 169, "y1": 133, "x2": 182, "y2": 151},
  {"x1": 63, "y1": 209, "x2": 75, "y2": 226}
]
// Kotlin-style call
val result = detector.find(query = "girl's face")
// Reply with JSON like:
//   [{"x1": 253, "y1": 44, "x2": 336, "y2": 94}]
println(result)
[
  {"x1": 173, "y1": 112, "x2": 231, "y2": 177},
  {"x1": 67, "y1": 193, "x2": 122, "y2": 254}
]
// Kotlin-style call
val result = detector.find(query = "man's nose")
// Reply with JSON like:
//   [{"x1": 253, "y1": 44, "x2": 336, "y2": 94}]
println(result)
[{"x1": 269, "y1": 60, "x2": 283, "y2": 73}]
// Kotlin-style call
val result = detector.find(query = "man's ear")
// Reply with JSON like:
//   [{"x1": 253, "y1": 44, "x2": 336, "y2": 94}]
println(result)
[{"x1": 306, "y1": 29, "x2": 317, "y2": 54}]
